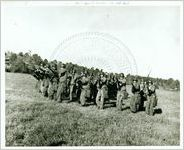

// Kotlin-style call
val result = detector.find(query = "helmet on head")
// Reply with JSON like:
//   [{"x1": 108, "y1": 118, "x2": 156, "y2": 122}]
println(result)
[
  {"x1": 61, "y1": 63, "x2": 66, "y2": 68},
  {"x1": 148, "y1": 80, "x2": 153, "y2": 84},
  {"x1": 133, "y1": 78, "x2": 138, "y2": 82},
  {"x1": 84, "y1": 70, "x2": 88, "y2": 75},
  {"x1": 104, "y1": 72, "x2": 108, "y2": 77},
  {"x1": 120, "y1": 73, "x2": 124, "y2": 78},
  {"x1": 72, "y1": 68, "x2": 76, "y2": 74}
]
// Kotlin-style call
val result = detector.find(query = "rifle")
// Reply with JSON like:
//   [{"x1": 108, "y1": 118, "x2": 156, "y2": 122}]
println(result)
[
  {"x1": 146, "y1": 69, "x2": 152, "y2": 83},
  {"x1": 47, "y1": 66, "x2": 59, "y2": 81},
  {"x1": 147, "y1": 69, "x2": 152, "y2": 78},
  {"x1": 32, "y1": 68, "x2": 44, "y2": 80}
]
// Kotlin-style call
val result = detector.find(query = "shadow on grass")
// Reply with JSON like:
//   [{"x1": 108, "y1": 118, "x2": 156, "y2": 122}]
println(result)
[
  {"x1": 122, "y1": 106, "x2": 130, "y2": 111},
  {"x1": 64, "y1": 98, "x2": 96, "y2": 107},
  {"x1": 154, "y1": 108, "x2": 162, "y2": 115},
  {"x1": 48, "y1": 140, "x2": 67, "y2": 146},
  {"x1": 103, "y1": 100, "x2": 116, "y2": 109}
]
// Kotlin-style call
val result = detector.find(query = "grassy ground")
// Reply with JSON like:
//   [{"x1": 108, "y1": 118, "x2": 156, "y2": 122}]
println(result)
[{"x1": 5, "y1": 72, "x2": 180, "y2": 146}]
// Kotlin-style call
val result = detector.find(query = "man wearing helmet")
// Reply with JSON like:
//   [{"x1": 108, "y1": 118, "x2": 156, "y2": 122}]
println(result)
[
  {"x1": 139, "y1": 79, "x2": 148, "y2": 110},
  {"x1": 47, "y1": 62, "x2": 58, "y2": 101},
  {"x1": 79, "y1": 70, "x2": 91, "y2": 106},
  {"x1": 56, "y1": 63, "x2": 68, "y2": 102},
  {"x1": 145, "y1": 80, "x2": 158, "y2": 116},
  {"x1": 90, "y1": 73, "x2": 98, "y2": 105},
  {"x1": 130, "y1": 78, "x2": 141, "y2": 113},
  {"x1": 40, "y1": 64, "x2": 50, "y2": 97},
  {"x1": 116, "y1": 73, "x2": 128, "y2": 111},
  {"x1": 69, "y1": 68, "x2": 80, "y2": 102},
  {"x1": 96, "y1": 73, "x2": 108, "y2": 109}
]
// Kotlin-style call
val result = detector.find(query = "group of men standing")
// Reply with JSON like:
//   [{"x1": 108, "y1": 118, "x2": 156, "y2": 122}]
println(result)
[
  {"x1": 131, "y1": 78, "x2": 158, "y2": 115},
  {"x1": 32, "y1": 61, "x2": 158, "y2": 116}
]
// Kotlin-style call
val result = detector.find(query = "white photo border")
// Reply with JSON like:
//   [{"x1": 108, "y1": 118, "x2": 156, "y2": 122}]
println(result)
[{"x1": 0, "y1": 1, "x2": 183, "y2": 149}]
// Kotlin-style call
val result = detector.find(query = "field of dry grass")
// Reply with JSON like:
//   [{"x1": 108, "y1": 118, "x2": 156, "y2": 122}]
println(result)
[{"x1": 5, "y1": 72, "x2": 180, "y2": 146}]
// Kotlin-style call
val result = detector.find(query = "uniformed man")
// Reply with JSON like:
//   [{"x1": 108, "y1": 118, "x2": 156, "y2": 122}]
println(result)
[
  {"x1": 38, "y1": 64, "x2": 44, "y2": 93},
  {"x1": 139, "y1": 79, "x2": 147, "y2": 110},
  {"x1": 33, "y1": 65, "x2": 43, "y2": 93},
  {"x1": 79, "y1": 70, "x2": 91, "y2": 106},
  {"x1": 130, "y1": 78, "x2": 141, "y2": 113},
  {"x1": 90, "y1": 74, "x2": 98, "y2": 105},
  {"x1": 96, "y1": 73, "x2": 108, "y2": 109},
  {"x1": 145, "y1": 80, "x2": 158, "y2": 116},
  {"x1": 48, "y1": 77, "x2": 58, "y2": 100},
  {"x1": 116, "y1": 73, "x2": 128, "y2": 111},
  {"x1": 107, "y1": 75, "x2": 114, "y2": 99},
  {"x1": 112, "y1": 75, "x2": 118, "y2": 99},
  {"x1": 40, "y1": 64, "x2": 50, "y2": 97},
  {"x1": 69, "y1": 69, "x2": 79, "y2": 102},
  {"x1": 75, "y1": 75, "x2": 83, "y2": 102},
  {"x1": 47, "y1": 62, "x2": 58, "y2": 100},
  {"x1": 56, "y1": 64, "x2": 67, "y2": 102}
]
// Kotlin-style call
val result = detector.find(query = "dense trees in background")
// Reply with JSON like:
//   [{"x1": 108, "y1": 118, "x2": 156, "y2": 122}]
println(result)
[
  {"x1": 5, "y1": 51, "x2": 180, "y2": 91},
  {"x1": 125, "y1": 74, "x2": 180, "y2": 90},
  {"x1": 6, "y1": 51, "x2": 43, "y2": 74}
]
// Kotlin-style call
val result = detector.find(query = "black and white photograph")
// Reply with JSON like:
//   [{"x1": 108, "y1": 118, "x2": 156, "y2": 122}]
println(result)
[{"x1": 1, "y1": 1, "x2": 183, "y2": 148}]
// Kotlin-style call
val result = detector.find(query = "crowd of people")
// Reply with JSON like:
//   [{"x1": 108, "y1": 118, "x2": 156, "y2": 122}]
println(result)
[{"x1": 32, "y1": 60, "x2": 158, "y2": 116}]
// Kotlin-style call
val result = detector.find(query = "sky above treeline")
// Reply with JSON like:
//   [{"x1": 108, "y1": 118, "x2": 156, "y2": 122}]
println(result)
[{"x1": 1, "y1": 1, "x2": 182, "y2": 80}]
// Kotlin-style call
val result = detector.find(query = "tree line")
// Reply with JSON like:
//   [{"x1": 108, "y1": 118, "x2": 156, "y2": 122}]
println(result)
[{"x1": 5, "y1": 51, "x2": 180, "y2": 91}]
